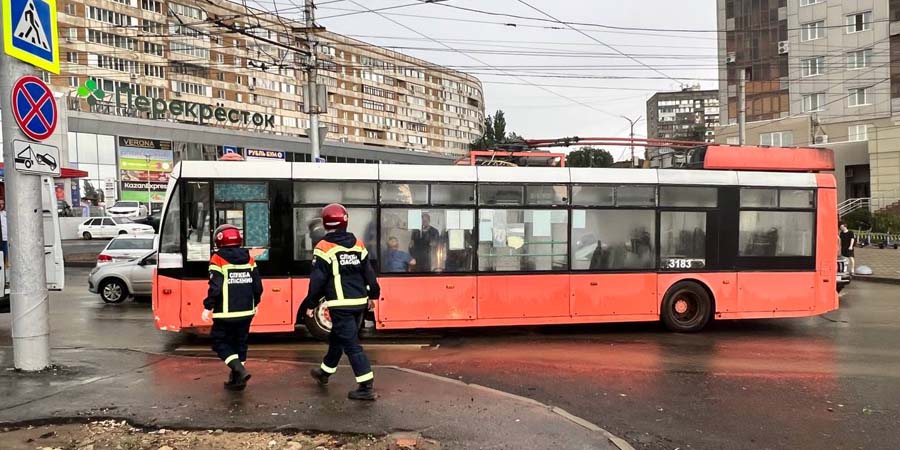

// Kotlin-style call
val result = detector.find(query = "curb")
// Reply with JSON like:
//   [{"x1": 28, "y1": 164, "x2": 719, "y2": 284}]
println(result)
[
  {"x1": 852, "y1": 276, "x2": 900, "y2": 286},
  {"x1": 64, "y1": 262, "x2": 96, "y2": 268}
]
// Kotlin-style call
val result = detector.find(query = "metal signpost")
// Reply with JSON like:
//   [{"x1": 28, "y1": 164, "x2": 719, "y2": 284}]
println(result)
[{"x1": 1, "y1": 0, "x2": 59, "y2": 371}]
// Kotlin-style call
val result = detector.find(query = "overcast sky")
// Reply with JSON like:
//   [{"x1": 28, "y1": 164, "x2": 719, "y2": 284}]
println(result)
[{"x1": 259, "y1": 0, "x2": 719, "y2": 159}]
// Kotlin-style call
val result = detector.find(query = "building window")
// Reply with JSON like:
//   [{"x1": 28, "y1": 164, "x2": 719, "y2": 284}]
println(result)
[
  {"x1": 801, "y1": 56, "x2": 824, "y2": 77},
  {"x1": 66, "y1": 52, "x2": 77, "y2": 63},
  {"x1": 801, "y1": 21, "x2": 825, "y2": 41},
  {"x1": 760, "y1": 131, "x2": 793, "y2": 146},
  {"x1": 64, "y1": 2, "x2": 76, "y2": 15},
  {"x1": 69, "y1": 76, "x2": 79, "y2": 87},
  {"x1": 847, "y1": 49, "x2": 872, "y2": 70},
  {"x1": 802, "y1": 93, "x2": 825, "y2": 112},
  {"x1": 87, "y1": 6, "x2": 133, "y2": 27},
  {"x1": 141, "y1": 20, "x2": 164, "y2": 35},
  {"x1": 848, "y1": 124, "x2": 870, "y2": 142},
  {"x1": 800, "y1": 0, "x2": 822, "y2": 5},
  {"x1": 168, "y1": 2, "x2": 206, "y2": 20},
  {"x1": 846, "y1": 11, "x2": 873, "y2": 33},
  {"x1": 88, "y1": 29, "x2": 136, "y2": 50},
  {"x1": 143, "y1": 42, "x2": 164, "y2": 56},
  {"x1": 144, "y1": 64, "x2": 165, "y2": 78},
  {"x1": 141, "y1": 0, "x2": 162, "y2": 14},
  {"x1": 848, "y1": 87, "x2": 871, "y2": 107}
]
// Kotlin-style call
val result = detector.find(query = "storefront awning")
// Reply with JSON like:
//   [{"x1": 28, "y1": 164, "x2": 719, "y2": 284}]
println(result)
[{"x1": 0, "y1": 163, "x2": 89, "y2": 179}]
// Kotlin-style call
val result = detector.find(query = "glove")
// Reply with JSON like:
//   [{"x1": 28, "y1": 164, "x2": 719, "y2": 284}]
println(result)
[{"x1": 201, "y1": 309, "x2": 212, "y2": 322}]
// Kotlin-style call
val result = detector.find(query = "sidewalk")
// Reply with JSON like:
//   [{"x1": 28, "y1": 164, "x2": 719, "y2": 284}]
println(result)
[
  {"x1": 0, "y1": 348, "x2": 624, "y2": 450},
  {"x1": 853, "y1": 247, "x2": 900, "y2": 284}
]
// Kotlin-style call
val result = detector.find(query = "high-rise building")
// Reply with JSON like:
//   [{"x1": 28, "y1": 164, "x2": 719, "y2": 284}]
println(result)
[
  {"x1": 716, "y1": 0, "x2": 900, "y2": 209},
  {"x1": 646, "y1": 87, "x2": 720, "y2": 168},
  {"x1": 53, "y1": 0, "x2": 485, "y2": 157}
]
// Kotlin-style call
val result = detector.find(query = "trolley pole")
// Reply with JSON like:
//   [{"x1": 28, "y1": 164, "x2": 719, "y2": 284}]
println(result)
[
  {"x1": 305, "y1": 0, "x2": 321, "y2": 161},
  {"x1": 0, "y1": 18, "x2": 51, "y2": 370}
]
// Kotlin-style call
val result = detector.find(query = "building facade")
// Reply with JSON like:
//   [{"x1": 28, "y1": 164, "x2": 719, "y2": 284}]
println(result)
[
  {"x1": 716, "y1": 0, "x2": 900, "y2": 208},
  {"x1": 645, "y1": 87, "x2": 720, "y2": 168},
  {"x1": 53, "y1": 0, "x2": 485, "y2": 157}
]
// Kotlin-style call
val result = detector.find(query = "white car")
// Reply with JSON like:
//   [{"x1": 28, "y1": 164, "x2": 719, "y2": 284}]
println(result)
[
  {"x1": 107, "y1": 201, "x2": 147, "y2": 219},
  {"x1": 96, "y1": 235, "x2": 157, "y2": 266},
  {"x1": 79, "y1": 217, "x2": 155, "y2": 239}
]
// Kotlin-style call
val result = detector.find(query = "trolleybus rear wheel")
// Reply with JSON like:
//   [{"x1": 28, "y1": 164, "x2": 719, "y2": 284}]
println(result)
[{"x1": 661, "y1": 281, "x2": 712, "y2": 333}]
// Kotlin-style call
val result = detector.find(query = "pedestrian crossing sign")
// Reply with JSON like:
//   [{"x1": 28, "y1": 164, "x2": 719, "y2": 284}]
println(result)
[{"x1": 2, "y1": 0, "x2": 59, "y2": 74}]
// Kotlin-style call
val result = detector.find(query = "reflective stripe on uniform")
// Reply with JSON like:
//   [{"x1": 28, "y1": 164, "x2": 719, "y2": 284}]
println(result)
[
  {"x1": 224, "y1": 354, "x2": 239, "y2": 365},
  {"x1": 355, "y1": 372, "x2": 374, "y2": 383},
  {"x1": 212, "y1": 309, "x2": 256, "y2": 319},
  {"x1": 320, "y1": 363, "x2": 337, "y2": 374},
  {"x1": 325, "y1": 297, "x2": 369, "y2": 308}
]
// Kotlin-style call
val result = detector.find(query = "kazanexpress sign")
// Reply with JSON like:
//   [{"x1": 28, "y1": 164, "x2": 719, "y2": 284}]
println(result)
[{"x1": 97, "y1": 84, "x2": 276, "y2": 128}]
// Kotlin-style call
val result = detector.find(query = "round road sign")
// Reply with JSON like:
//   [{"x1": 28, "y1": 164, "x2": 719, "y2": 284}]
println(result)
[{"x1": 11, "y1": 75, "x2": 57, "y2": 141}]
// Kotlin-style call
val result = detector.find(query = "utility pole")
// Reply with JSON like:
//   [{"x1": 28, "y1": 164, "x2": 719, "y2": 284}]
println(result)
[
  {"x1": 304, "y1": 0, "x2": 322, "y2": 162},
  {"x1": 738, "y1": 68, "x2": 746, "y2": 145},
  {"x1": 145, "y1": 154, "x2": 151, "y2": 214},
  {"x1": 623, "y1": 115, "x2": 642, "y2": 167},
  {"x1": 0, "y1": 18, "x2": 51, "y2": 370}
]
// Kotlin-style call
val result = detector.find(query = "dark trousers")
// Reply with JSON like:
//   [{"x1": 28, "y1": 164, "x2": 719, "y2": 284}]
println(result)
[
  {"x1": 322, "y1": 308, "x2": 373, "y2": 383},
  {"x1": 211, "y1": 317, "x2": 252, "y2": 365}
]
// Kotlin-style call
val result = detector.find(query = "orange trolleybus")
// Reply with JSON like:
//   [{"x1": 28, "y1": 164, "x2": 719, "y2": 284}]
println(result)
[{"x1": 151, "y1": 145, "x2": 843, "y2": 339}]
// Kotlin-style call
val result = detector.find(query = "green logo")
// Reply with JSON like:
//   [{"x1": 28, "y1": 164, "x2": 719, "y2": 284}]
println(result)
[{"x1": 77, "y1": 80, "x2": 105, "y2": 106}]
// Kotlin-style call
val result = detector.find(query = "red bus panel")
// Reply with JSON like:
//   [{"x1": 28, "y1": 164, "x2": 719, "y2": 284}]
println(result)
[
  {"x1": 478, "y1": 274, "x2": 569, "y2": 319},
  {"x1": 736, "y1": 272, "x2": 817, "y2": 314},
  {"x1": 378, "y1": 276, "x2": 477, "y2": 322},
  {"x1": 571, "y1": 273, "x2": 657, "y2": 317}
]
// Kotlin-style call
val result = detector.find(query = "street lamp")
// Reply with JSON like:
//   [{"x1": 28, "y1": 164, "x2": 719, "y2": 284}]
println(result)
[
  {"x1": 622, "y1": 115, "x2": 644, "y2": 167},
  {"x1": 145, "y1": 154, "x2": 151, "y2": 216}
]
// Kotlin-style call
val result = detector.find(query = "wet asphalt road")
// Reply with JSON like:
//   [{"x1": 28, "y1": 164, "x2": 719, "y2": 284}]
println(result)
[{"x1": 1, "y1": 268, "x2": 898, "y2": 450}]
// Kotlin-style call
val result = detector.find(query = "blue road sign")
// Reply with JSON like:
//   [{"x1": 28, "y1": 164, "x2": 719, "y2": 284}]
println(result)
[{"x1": 2, "y1": 0, "x2": 60, "y2": 73}]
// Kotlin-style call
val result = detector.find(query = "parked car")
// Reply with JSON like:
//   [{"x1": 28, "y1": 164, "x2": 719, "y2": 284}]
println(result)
[
  {"x1": 133, "y1": 210, "x2": 161, "y2": 233},
  {"x1": 78, "y1": 217, "x2": 155, "y2": 239},
  {"x1": 57, "y1": 200, "x2": 73, "y2": 217},
  {"x1": 837, "y1": 255, "x2": 851, "y2": 293},
  {"x1": 97, "y1": 235, "x2": 156, "y2": 266},
  {"x1": 107, "y1": 201, "x2": 147, "y2": 219},
  {"x1": 89, "y1": 251, "x2": 156, "y2": 303}
]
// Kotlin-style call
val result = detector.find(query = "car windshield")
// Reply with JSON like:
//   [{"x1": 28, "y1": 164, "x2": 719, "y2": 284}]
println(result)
[
  {"x1": 113, "y1": 217, "x2": 134, "y2": 224},
  {"x1": 113, "y1": 202, "x2": 139, "y2": 208},
  {"x1": 107, "y1": 238, "x2": 154, "y2": 250}
]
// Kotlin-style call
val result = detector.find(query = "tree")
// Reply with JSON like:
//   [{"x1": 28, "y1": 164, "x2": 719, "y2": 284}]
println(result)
[
  {"x1": 566, "y1": 147, "x2": 614, "y2": 168},
  {"x1": 470, "y1": 109, "x2": 521, "y2": 150},
  {"x1": 82, "y1": 180, "x2": 104, "y2": 204}
]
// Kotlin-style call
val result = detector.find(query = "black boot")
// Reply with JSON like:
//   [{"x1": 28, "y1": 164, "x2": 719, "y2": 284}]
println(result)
[
  {"x1": 310, "y1": 367, "x2": 330, "y2": 386},
  {"x1": 223, "y1": 369, "x2": 238, "y2": 388},
  {"x1": 225, "y1": 360, "x2": 251, "y2": 391},
  {"x1": 348, "y1": 380, "x2": 376, "y2": 401}
]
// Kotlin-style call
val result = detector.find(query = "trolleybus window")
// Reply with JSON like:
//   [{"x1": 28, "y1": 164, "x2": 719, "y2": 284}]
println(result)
[
  {"x1": 616, "y1": 186, "x2": 657, "y2": 207},
  {"x1": 381, "y1": 183, "x2": 428, "y2": 205},
  {"x1": 660, "y1": 187, "x2": 717, "y2": 208},
  {"x1": 294, "y1": 207, "x2": 377, "y2": 264},
  {"x1": 739, "y1": 188, "x2": 816, "y2": 257},
  {"x1": 294, "y1": 181, "x2": 377, "y2": 205},
  {"x1": 160, "y1": 184, "x2": 181, "y2": 254},
  {"x1": 430, "y1": 184, "x2": 475, "y2": 205},
  {"x1": 478, "y1": 209, "x2": 568, "y2": 272},
  {"x1": 660, "y1": 212, "x2": 707, "y2": 270},
  {"x1": 571, "y1": 185, "x2": 614, "y2": 206},
  {"x1": 380, "y1": 208, "x2": 475, "y2": 273},
  {"x1": 571, "y1": 210, "x2": 654, "y2": 270},
  {"x1": 214, "y1": 182, "x2": 271, "y2": 260},
  {"x1": 479, "y1": 185, "x2": 524, "y2": 206},
  {"x1": 185, "y1": 182, "x2": 211, "y2": 261}
]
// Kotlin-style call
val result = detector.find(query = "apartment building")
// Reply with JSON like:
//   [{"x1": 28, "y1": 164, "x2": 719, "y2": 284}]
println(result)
[
  {"x1": 646, "y1": 87, "x2": 720, "y2": 167},
  {"x1": 53, "y1": 0, "x2": 485, "y2": 157},
  {"x1": 716, "y1": 0, "x2": 900, "y2": 207}
]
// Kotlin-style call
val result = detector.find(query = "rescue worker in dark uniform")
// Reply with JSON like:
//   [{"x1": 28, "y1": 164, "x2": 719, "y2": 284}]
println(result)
[
  {"x1": 201, "y1": 224, "x2": 264, "y2": 391},
  {"x1": 302, "y1": 204, "x2": 380, "y2": 401}
]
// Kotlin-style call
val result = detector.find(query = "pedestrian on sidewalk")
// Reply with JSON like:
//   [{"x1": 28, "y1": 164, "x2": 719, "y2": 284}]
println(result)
[
  {"x1": 840, "y1": 222, "x2": 856, "y2": 274},
  {"x1": 201, "y1": 224, "x2": 264, "y2": 391},
  {"x1": 301, "y1": 203, "x2": 379, "y2": 401}
]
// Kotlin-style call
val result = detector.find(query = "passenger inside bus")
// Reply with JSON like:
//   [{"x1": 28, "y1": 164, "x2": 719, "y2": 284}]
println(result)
[
  {"x1": 383, "y1": 237, "x2": 416, "y2": 272},
  {"x1": 409, "y1": 213, "x2": 440, "y2": 272}
]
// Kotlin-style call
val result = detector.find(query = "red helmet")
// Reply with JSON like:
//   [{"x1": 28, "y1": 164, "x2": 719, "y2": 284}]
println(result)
[
  {"x1": 214, "y1": 224, "x2": 242, "y2": 248},
  {"x1": 322, "y1": 203, "x2": 348, "y2": 230}
]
